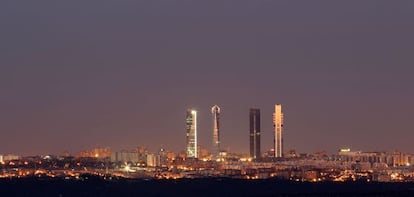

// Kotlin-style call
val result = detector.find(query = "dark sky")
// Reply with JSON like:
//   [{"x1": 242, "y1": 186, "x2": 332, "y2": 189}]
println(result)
[{"x1": 1, "y1": 1, "x2": 414, "y2": 156}]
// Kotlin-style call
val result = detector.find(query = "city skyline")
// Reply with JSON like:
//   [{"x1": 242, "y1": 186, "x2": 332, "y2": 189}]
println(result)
[
  {"x1": 0, "y1": 101, "x2": 412, "y2": 156},
  {"x1": 1, "y1": 1, "x2": 414, "y2": 156}
]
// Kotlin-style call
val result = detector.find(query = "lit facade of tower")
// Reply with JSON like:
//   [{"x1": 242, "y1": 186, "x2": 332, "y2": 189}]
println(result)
[
  {"x1": 211, "y1": 105, "x2": 221, "y2": 160},
  {"x1": 186, "y1": 109, "x2": 198, "y2": 158},
  {"x1": 249, "y1": 109, "x2": 261, "y2": 159},
  {"x1": 273, "y1": 104, "x2": 284, "y2": 158}
]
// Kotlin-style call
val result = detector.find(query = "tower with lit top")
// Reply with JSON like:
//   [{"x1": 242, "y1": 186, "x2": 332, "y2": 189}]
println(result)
[
  {"x1": 186, "y1": 109, "x2": 198, "y2": 158},
  {"x1": 211, "y1": 105, "x2": 220, "y2": 160}
]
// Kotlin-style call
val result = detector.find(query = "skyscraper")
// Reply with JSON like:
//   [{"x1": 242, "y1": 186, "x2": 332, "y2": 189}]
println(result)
[
  {"x1": 249, "y1": 108, "x2": 261, "y2": 159},
  {"x1": 211, "y1": 105, "x2": 221, "y2": 160},
  {"x1": 273, "y1": 104, "x2": 284, "y2": 158},
  {"x1": 186, "y1": 109, "x2": 198, "y2": 158}
]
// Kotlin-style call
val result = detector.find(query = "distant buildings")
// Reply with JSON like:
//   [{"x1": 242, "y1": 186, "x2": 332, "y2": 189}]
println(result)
[
  {"x1": 336, "y1": 148, "x2": 414, "y2": 168},
  {"x1": 76, "y1": 147, "x2": 111, "y2": 158},
  {"x1": 110, "y1": 147, "x2": 171, "y2": 168},
  {"x1": 146, "y1": 154, "x2": 158, "y2": 167},
  {"x1": 273, "y1": 104, "x2": 284, "y2": 158},
  {"x1": 180, "y1": 104, "x2": 284, "y2": 160},
  {"x1": 249, "y1": 108, "x2": 261, "y2": 160},
  {"x1": 186, "y1": 109, "x2": 198, "y2": 158},
  {"x1": 1, "y1": 154, "x2": 19, "y2": 161},
  {"x1": 110, "y1": 148, "x2": 147, "y2": 164},
  {"x1": 211, "y1": 105, "x2": 221, "y2": 160}
]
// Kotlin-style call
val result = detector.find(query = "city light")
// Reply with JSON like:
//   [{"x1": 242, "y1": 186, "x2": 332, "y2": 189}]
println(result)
[{"x1": 1, "y1": 105, "x2": 413, "y2": 183}]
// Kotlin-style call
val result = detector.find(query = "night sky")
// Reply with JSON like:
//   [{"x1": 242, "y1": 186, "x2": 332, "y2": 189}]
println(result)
[{"x1": 1, "y1": 1, "x2": 414, "y2": 156}]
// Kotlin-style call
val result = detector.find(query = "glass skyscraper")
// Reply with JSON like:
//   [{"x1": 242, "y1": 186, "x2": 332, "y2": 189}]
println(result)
[
  {"x1": 249, "y1": 108, "x2": 261, "y2": 160},
  {"x1": 186, "y1": 109, "x2": 198, "y2": 158}
]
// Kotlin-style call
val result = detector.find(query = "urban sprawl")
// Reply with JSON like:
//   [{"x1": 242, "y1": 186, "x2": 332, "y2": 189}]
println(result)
[{"x1": 1, "y1": 104, "x2": 413, "y2": 182}]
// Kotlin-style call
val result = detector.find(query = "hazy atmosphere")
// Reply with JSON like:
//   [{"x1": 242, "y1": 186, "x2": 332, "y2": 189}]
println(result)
[{"x1": 1, "y1": 1, "x2": 414, "y2": 156}]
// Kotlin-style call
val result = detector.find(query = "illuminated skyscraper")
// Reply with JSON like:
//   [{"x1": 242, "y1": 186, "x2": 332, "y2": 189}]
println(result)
[
  {"x1": 186, "y1": 109, "x2": 198, "y2": 158},
  {"x1": 249, "y1": 108, "x2": 261, "y2": 159},
  {"x1": 273, "y1": 104, "x2": 284, "y2": 158},
  {"x1": 211, "y1": 105, "x2": 221, "y2": 160}
]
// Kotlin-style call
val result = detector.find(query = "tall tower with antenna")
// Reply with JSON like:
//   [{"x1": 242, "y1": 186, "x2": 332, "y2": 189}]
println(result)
[{"x1": 211, "y1": 105, "x2": 221, "y2": 160}]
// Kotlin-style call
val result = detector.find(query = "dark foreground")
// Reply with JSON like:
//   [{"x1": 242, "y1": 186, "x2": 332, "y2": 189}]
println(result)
[{"x1": 1, "y1": 178, "x2": 414, "y2": 197}]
